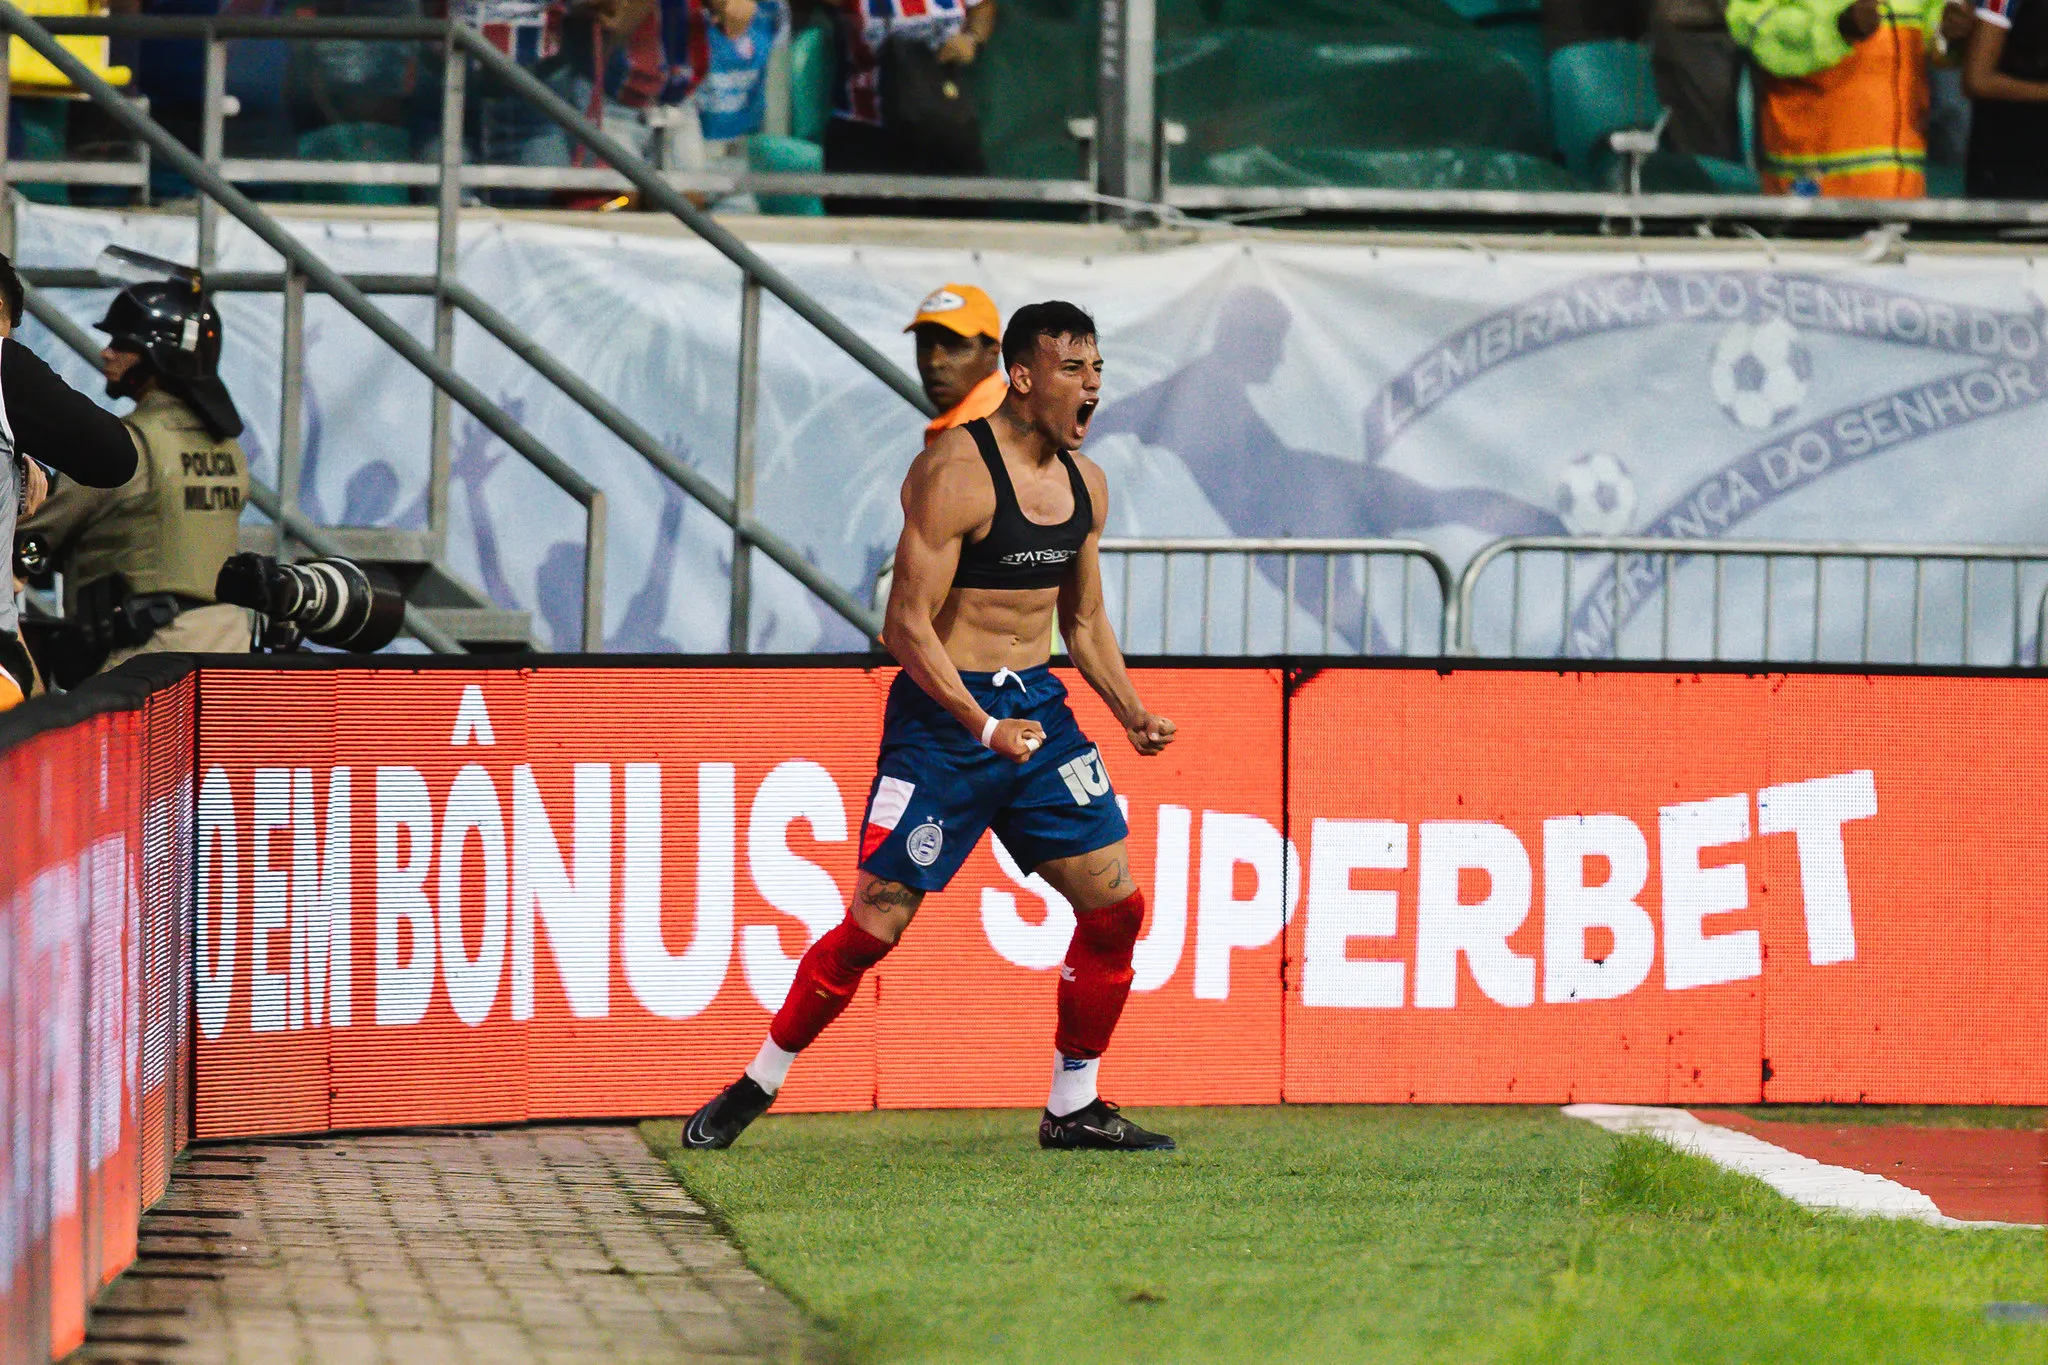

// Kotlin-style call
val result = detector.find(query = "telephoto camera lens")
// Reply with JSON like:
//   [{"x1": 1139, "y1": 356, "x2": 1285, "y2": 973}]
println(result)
[
  {"x1": 215, "y1": 552, "x2": 406, "y2": 653},
  {"x1": 13, "y1": 531, "x2": 51, "y2": 585}
]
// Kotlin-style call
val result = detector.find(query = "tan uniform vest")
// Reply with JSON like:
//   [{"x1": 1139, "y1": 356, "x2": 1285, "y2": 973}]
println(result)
[{"x1": 48, "y1": 388, "x2": 248, "y2": 606}]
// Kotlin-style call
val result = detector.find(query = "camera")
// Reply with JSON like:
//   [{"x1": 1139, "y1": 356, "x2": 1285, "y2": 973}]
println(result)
[{"x1": 214, "y1": 552, "x2": 405, "y2": 653}]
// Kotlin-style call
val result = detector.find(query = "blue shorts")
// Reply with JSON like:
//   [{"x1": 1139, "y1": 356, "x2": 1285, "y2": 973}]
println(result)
[{"x1": 858, "y1": 665, "x2": 1129, "y2": 892}]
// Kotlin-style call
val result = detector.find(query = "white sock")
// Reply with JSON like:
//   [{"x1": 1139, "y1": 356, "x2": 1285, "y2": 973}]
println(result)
[
  {"x1": 1047, "y1": 1053, "x2": 1100, "y2": 1117},
  {"x1": 745, "y1": 1037, "x2": 798, "y2": 1095}
]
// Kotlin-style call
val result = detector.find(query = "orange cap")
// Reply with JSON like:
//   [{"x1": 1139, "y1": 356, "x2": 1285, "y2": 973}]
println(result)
[{"x1": 905, "y1": 284, "x2": 1000, "y2": 340}]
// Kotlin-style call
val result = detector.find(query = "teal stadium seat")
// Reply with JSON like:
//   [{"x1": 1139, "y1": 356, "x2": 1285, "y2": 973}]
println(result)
[
  {"x1": 1696, "y1": 155, "x2": 1761, "y2": 193},
  {"x1": 12, "y1": 97, "x2": 70, "y2": 204},
  {"x1": 788, "y1": 21, "x2": 834, "y2": 146},
  {"x1": 749, "y1": 134, "x2": 826, "y2": 216},
  {"x1": 1546, "y1": 39, "x2": 1760, "y2": 192},
  {"x1": 1478, "y1": 15, "x2": 1549, "y2": 134},
  {"x1": 753, "y1": 20, "x2": 832, "y2": 215},
  {"x1": 1547, "y1": 39, "x2": 1661, "y2": 184},
  {"x1": 1436, "y1": 0, "x2": 1538, "y2": 21},
  {"x1": 1737, "y1": 62, "x2": 1757, "y2": 169},
  {"x1": 296, "y1": 122, "x2": 411, "y2": 206}
]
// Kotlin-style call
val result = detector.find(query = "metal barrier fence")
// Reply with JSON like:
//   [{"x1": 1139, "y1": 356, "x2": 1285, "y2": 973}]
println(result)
[
  {"x1": 1097, "y1": 538, "x2": 1454, "y2": 656},
  {"x1": 1455, "y1": 536, "x2": 2048, "y2": 666}
]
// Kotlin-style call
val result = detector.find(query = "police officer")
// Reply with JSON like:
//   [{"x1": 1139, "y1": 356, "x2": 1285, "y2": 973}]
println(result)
[{"x1": 20, "y1": 272, "x2": 252, "y2": 679}]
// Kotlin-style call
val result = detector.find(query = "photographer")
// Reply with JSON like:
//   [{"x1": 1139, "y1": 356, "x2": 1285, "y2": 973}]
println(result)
[
  {"x1": 0, "y1": 254, "x2": 139, "y2": 710},
  {"x1": 18, "y1": 269, "x2": 251, "y2": 684}
]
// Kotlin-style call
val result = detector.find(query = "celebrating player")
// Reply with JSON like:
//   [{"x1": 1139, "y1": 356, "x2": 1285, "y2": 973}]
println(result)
[{"x1": 684, "y1": 301, "x2": 1178, "y2": 1151}]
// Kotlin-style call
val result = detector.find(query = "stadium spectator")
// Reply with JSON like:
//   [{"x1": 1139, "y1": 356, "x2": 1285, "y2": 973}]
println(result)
[
  {"x1": 456, "y1": 0, "x2": 662, "y2": 200},
  {"x1": 285, "y1": 0, "x2": 426, "y2": 139},
  {"x1": 1963, "y1": 0, "x2": 2048, "y2": 196},
  {"x1": 1651, "y1": 0, "x2": 1744, "y2": 160},
  {"x1": 1927, "y1": 61, "x2": 1975, "y2": 170},
  {"x1": 821, "y1": 0, "x2": 996, "y2": 215},
  {"x1": 1729, "y1": 0, "x2": 1975, "y2": 196},
  {"x1": 652, "y1": 0, "x2": 789, "y2": 206},
  {"x1": 554, "y1": 0, "x2": 667, "y2": 175},
  {"x1": 662, "y1": 0, "x2": 788, "y2": 147},
  {"x1": 458, "y1": 0, "x2": 791, "y2": 207},
  {"x1": 908, "y1": 283, "x2": 1005, "y2": 440}
]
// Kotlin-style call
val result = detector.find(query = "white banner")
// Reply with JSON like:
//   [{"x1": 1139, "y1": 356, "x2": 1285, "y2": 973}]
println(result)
[{"x1": 19, "y1": 204, "x2": 2048, "y2": 658}]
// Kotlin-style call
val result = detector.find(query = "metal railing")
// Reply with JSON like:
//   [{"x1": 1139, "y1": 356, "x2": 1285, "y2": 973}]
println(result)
[
  {"x1": 11, "y1": 14, "x2": 2048, "y2": 232},
  {"x1": 0, "y1": 6, "x2": 923, "y2": 651},
  {"x1": 2035, "y1": 582, "x2": 2048, "y2": 669},
  {"x1": 1097, "y1": 538, "x2": 1454, "y2": 656},
  {"x1": 1456, "y1": 536, "x2": 2048, "y2": 666}
]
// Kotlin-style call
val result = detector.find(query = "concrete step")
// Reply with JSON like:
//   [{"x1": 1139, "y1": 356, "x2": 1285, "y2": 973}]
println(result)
[{"x1": 412, "y1": 605, "x2": 537, "y2": 653}]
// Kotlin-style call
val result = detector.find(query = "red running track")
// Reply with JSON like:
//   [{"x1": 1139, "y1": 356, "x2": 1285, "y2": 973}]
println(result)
[{"x1": 1693, "y1": 1111, "x2": 2047, "y2": 1226}]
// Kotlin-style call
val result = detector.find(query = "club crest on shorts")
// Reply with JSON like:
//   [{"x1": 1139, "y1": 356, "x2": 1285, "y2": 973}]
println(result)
[
  {"x1": 1056, "y1": 749, "x2": 1111, "y2": 806},
  {"x1": 906, "y1": 819, "x2": 945, "y2": 867}
]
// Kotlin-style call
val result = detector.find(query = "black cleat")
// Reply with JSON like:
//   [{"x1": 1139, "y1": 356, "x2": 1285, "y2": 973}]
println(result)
[
  {"x1": 680, "y1": 1075, "x2": 775, "y2": 1149},
  {"x1": 1038, "y1": 1099, "x2": 1176, "y2": 1151}
]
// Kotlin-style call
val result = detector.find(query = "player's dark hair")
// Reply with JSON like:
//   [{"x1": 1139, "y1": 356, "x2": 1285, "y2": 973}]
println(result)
[
  {"x1": 0, "y1": 253, "x2": 22, "y2": 329},
  {"x1": 1002, "y1": 300, "x2": 1096, "y2": 370}
]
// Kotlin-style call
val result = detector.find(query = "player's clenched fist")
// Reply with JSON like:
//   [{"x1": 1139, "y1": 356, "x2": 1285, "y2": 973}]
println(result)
[
  {"x1": 989, "y1": 718, "x2": 1046, "y2": 763},
  {"x1": 1125, "y1": 711, "x2": 1176, "y2": 756}
]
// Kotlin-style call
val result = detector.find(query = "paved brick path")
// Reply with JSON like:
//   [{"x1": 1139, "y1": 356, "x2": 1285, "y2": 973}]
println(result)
[{"x1": 76, "y1": 1126, "x2": 817, "y2": 1364}]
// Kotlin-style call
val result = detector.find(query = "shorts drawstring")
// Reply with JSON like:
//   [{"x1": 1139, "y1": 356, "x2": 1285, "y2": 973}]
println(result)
[{"x1": 991, "y1": 667, "x2": 1024, "y2": 691}]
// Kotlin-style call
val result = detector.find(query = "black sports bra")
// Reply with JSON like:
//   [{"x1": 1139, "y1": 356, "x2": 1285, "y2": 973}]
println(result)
[{"x1": 952, "y1": 418, "x2": 1092, "y2": 591}]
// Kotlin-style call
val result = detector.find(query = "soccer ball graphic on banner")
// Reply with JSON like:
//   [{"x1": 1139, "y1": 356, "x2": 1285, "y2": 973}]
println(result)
[
  {"x1": 1710, "y1": 316, "x2": 1813, "y2": 430},
  {"x1": 1554, "y1": 452, "x2": 1638, "y2": 536}
]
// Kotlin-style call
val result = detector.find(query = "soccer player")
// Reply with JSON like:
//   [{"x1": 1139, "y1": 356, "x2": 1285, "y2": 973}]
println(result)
[{"x1": 684, "y1": 300, "x2": 1178, "y2": 1151}]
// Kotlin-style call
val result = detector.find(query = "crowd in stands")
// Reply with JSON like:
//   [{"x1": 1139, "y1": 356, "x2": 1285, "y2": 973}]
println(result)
[
  {"x1": 8, "y1": 0, "x2": 998, "y2": 212},
  {"x1": 457, "y1": 0, "x2": 795, "y2": 202},
  {"x1": 10, "y1": 0, "x2": 2048, "y2": 204},
  {"x1": 457, "y1": 0, "x2": 992, "y2": 205}
]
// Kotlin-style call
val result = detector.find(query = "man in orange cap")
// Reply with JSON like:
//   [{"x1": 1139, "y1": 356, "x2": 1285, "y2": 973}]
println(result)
[{"x1": 907, "y1": 283, "x2": 1006, "y2": 442}]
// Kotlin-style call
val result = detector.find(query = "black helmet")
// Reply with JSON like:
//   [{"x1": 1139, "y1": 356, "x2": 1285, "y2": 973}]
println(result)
[
  {"x1": 95, "y1": 279, "x2": 243, "y2": 439},
  {"x1": 97, "y1": 279, "x2": 221, "y2": 379}
]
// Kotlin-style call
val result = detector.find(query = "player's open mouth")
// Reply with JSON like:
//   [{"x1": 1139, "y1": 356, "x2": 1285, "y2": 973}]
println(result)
[{"x1": 1076, "y1": 400, "x2": 1098, "y2": 425}]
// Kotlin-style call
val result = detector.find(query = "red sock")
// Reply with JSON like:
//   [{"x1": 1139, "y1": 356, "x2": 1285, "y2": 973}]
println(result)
[
  {"x1": 769, "y1": 917, "x2": 894, "y2": 1052},
  {"x1": 1054, "y1": 890, "x2": 1145, "y2": 1060}
]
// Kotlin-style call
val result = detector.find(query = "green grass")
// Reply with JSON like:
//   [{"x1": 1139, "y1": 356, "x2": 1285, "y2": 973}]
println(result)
[
  {"x1": 644, "y1": 1106, "x2": 2047, "y2": 1364},
  {"x1": 1716, "y1": 1105, "x2": 2044, "y2": 1131}
]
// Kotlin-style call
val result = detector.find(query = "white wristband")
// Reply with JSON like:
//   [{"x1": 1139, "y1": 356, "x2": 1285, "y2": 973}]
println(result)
[{"x1": 980, "y1": 715, "x2": 1000, "y2": 748}]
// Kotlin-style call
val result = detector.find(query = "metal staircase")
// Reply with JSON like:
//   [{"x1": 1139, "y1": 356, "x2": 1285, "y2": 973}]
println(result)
[{"x1": 0, "y1": 6, "x2": 936, "y2": 655}]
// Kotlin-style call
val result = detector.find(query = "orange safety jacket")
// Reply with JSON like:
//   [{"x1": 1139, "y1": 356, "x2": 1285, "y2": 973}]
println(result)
[
  {"x1": 1737, "y1": 0, "x2": 1949, "y2": 197},
  {"x1": 923, "y1": 371, "x2": 1007, "y2": 442}
]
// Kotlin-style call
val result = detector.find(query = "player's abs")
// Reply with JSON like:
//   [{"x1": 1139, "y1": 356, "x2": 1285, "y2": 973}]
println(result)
[{"x1": 933, "y1": 583, "x2": 1062, "y2": 672}]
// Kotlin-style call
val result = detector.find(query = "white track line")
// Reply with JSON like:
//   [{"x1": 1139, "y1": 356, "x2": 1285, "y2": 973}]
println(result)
[{"x1": 1563, "y1": 1104, "x2": 2030, "y2": 1229}]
